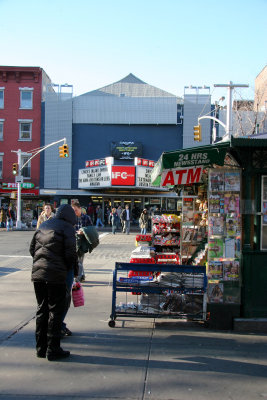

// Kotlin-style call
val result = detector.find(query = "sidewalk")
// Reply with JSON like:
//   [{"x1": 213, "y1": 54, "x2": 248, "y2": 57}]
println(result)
[{"x1": 0, "y1": 232, "x2": 267, "y2": 400}]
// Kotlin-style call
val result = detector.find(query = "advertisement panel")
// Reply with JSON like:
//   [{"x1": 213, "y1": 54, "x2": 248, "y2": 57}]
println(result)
[
  {"x1": 110, "y1": 142, "x2": 142, "y2": 160},
  {"x1": 78, "y1": 165, "x2": 112, "y2": 188},
  {"x1": 136, "y1": 166, "x2": 156, "y2": 188},
  {"x1": 111, "y1": 166, "x2": 136, "y2": 186},
  {"x1": 85, "y1": 157, "x2": 114, "y2": 168}
]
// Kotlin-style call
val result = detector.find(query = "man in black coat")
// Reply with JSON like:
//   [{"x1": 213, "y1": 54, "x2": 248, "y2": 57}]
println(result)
[{"x1": 30, "y1": 204, "x2": 78, "y2": 361}]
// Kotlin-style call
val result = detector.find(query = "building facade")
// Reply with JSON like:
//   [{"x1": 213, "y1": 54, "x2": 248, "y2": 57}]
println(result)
[
  {"x1": 40, "y1": 74, "x2": 185, "y2": 214},
  {"x1": 0, "y1": 66, "x2": 52, "y2": 224}
]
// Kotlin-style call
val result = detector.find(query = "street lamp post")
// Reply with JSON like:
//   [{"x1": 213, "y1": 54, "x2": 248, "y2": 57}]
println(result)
[{"x1": 214, "y1": 82, "x2": 249, "y2": 139}]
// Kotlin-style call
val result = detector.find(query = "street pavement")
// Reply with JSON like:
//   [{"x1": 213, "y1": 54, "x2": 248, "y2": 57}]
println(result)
[{"x1": 0, "y1": 230, "x2": 267, "y2": 400}]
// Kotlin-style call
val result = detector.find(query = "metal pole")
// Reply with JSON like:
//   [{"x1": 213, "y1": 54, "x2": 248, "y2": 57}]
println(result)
[
  {"x1": 214, "y1": 82, "x2": 249, "y2": 140},
  {"x1": 226, "y1": 81, "x2": 233, "y2": 137},
  {"x1": 16, "y1": 149, "x2": 22, "y2": 229}
]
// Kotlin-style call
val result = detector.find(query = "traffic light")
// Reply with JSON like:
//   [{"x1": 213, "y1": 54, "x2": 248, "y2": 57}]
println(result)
[
  {"x1": 194, "y1": 125, "x2": 202, "y2": 142},
  {"x1": 59, "y1": 144, "x2": 69, "y2": 158},
  {"x1": 63, "y1": 144, "x2": 69, "y2": 158},
  {"x1": 12, "y1": 163, "x2": 18, "y2": 175}
]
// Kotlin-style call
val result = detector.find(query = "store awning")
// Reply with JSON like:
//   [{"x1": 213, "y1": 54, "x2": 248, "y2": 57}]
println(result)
[{"x1": 151, "y1": 142, "x2": 230, "y2": 186}]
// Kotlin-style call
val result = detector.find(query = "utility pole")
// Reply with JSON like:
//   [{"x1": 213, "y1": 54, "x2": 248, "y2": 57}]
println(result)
[
  {"x1": 11, "y1": 138, "x2": 67, "y2": 229},
  {"x1": 214, "y1": 82, "x2": 249, "y2": 139}
]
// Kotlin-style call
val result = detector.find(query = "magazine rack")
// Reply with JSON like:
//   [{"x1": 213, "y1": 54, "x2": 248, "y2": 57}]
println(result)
[{"x1": 108, "y1": 262, "x2": 208, "y2": 327}]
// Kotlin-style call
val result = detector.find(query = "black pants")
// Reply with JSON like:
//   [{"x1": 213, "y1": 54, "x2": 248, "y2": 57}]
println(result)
[{"x1": 33, "y1": 281, "x2": 66, "y2": 354}]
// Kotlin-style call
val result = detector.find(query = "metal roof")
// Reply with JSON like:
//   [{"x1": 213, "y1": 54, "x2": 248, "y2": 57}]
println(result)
[{"x1": 81, "y1": 73, "x2": 182, "y2": 100}]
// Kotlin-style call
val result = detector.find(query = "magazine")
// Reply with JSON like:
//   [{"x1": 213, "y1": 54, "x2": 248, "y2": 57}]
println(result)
[
  {"x1": 224, "y1": 194, "x2": 240, "y2": 214},
  {"x1": 263, "y1": 201, "x2": 267, "y2": 224},
  {"x1": 223, "y1": 260, "x2": 239, "y2": 280},
  {"x1": 225, "y1": 216, "x2": 240, "y2": 236},
  {"x1": 224, "y1": 237, "x2": 236, "y2": 258},
  {"x1": 209, "y1": 171, "x2": 224, "y2": 191},
  {"x1": 183, "y1": 209, "x2": 194, "y2": 225},
  {"x1": 224, "y1": 285, "x2": 241, "y2": 304},
  {"x1": 209, "y1": 238, "x2": 224, "y2": 259},
  {"x1": 208, "y1": 283, "x2": 224, "y2": 303},
  {"x1": 209, "y1": 215, "x2": 224, "y2": 236},
  {"x1": 208, "y1": 261, "x2": 223, "y2": 280},
  {"x1": 182, "y1": 227, "x2": 195, "y2": 242},
  {"x1": 209, "y1": 194, "x2": 222, "y2": 213},
  {"x1": 224, "y1": 171, "x2": 240, "y2": 191}
]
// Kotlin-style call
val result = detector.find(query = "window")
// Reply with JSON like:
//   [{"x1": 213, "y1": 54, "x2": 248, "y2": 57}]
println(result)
[
  {"x1": 19, "y1": 88, "x2": 33, "y2": 109},
  {"x1": 0, "y1": 88, "x2": 4, "y2": 108},
  {"x1": 21, "y1": 155, "x2": 31, "y2": 178},
  {"x1": 19, "y1": 120, "x2": 32, "y2": 140},
  {"x1": 0, "y1": 155, "x2": 3, "y2": 179},
  {"x1": 0, "y1": 120, "x2": 4, "y2": 140}
]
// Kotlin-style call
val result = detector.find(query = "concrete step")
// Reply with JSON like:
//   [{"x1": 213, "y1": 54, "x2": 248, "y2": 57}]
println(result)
[{"x1": 233, "y1": 318, "x2": 267, "y2": 333}]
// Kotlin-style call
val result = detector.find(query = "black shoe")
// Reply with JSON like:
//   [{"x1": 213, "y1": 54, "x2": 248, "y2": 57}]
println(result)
[
  {"x1": 80, "y1": 275, "x2": 86, "y2": 282},
  {"x1": 36, "y1": 350, "x2": 47, "y2": 358},
  {"x1": 61, "y1": 327, "x2": 72, "y2": 337},
  {"x1": 47, "y1": 347, "x2": 70, "y2": 361}
]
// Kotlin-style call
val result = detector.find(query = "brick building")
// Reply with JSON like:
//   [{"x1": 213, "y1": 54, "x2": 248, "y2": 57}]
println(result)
[{"x1": 0, "y1": 66, "x2": 52, "y2": 222}]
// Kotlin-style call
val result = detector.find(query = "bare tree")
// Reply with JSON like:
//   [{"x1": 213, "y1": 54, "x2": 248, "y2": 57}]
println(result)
[{"x1": 233, "y1": 87, "x2": 267, "y2": 136}]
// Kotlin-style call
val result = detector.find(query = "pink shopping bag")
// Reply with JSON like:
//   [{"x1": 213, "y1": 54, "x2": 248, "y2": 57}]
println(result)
[{"x1": 72, "y1": 281, "x2": 85, "y2": 307}]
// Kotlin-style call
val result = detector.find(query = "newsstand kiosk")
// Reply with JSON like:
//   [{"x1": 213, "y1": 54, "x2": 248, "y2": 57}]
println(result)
[{"x1": 150, "y1": 138, "x2": 267, "y2": 329}]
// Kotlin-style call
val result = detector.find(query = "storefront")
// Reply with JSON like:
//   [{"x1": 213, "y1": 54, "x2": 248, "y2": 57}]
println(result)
[
  {"x1": 0, "y1": 182, "x2": 42, "y2": 227},
  {"x1": 40, "y1": 157, "x2": 181, "y2": 221},
  {"x1": 151, "y1": 138, "x2": 267, "y2": 328}
]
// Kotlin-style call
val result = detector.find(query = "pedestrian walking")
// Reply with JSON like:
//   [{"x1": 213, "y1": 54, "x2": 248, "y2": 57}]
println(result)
[
  {"x1": 36, "y1": 203, "x2": 54, "y2": 229},
  {"x1": 72, "y1": 201, "x2": 93, "y2": 282},
  {"x1": 139, "y1": 208, "x2": 149, "y2": 234},
  {"x1": 95, "y1": 205, "x2": 104, "y2": 228},
  {"x1": 30, "y1": 204, "x2": 78, "y2": 361},
  {"x1": 121, "y1": 205, "x2": 131, "y2": 234},
  {"x1": 0, "y1": 206, "x2": 6, "y2": 228},
  {"x1": 109, "y1": 207, "x2": 120, "y2": 234},
  {"x1": 6, "y1": 206, "x2": 15, "y2": 231}
]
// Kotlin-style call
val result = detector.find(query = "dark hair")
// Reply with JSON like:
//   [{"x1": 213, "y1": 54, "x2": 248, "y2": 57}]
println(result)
[{"x1": 43, "y1": 203, "x2": 53, "y2": 210}]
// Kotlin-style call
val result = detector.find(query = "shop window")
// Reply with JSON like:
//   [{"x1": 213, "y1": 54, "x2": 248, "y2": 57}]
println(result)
[
  {"x1": 19, "y1": 88, "x2": 33, "y2": 109},
  {"x1": 0, "y1": 89, "x2": 4, "y2": 109},
  {"x1": 21, "y1": 155, "x2": 31, "y2": 178},
  {"x1": 261, "y1": 176, "x2": 267, "y2": 250},
  {"x1": 0, "y1": 155, "x2": 3, "y2": 179},
  {"x1": 19, "y1": 120, "x2": 32, "y2": 140},
  {"x1": 0, "y1": 120, "x2": 3, "y2": 140}
]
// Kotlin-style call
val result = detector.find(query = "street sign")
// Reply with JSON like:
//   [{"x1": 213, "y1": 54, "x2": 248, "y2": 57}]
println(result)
[
  {"x1": 2, "y1": 182, "x2": 35, "y2": 189},
  {"x1": 15, "y1": 176, "x2": 24, "y2": 184}
]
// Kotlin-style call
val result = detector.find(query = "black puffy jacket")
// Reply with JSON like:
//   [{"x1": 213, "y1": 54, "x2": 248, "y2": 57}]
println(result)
[{"x1": 30, "y1": 204, "x2": 78, "y2": 284}]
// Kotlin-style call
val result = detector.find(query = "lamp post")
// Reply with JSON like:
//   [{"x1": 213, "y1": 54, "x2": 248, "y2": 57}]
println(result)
[{"x1": 214, "y1": 82, "x2": 249, "y2": 139}]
